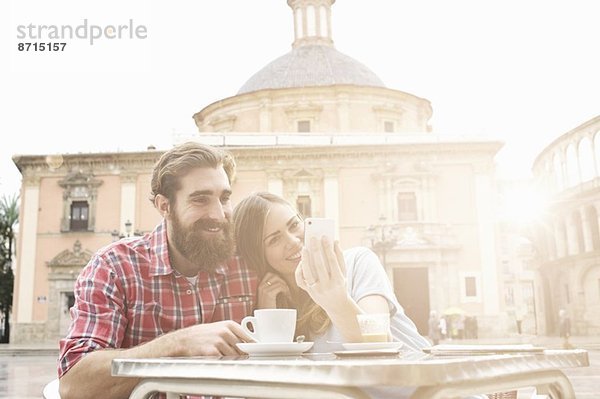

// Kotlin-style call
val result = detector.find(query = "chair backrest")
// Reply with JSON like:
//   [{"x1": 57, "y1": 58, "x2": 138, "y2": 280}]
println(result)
[{"x1": 42, "y1": 378, "x2": 61, "y2": 399}]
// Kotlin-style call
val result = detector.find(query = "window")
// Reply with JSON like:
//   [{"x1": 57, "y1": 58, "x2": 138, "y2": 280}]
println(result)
[
  {"x1": 70, "y1": 201, "x2": 89, "y2": 231},
  {"x1": 465, "y1": 276, "x2": 477, "y2": 297},
  {"x1": 297, "y1": 120, "x2": 311, "y2": 132},
  {"x1": 384, "y1": 120, "x2": 395, "y2": 133},
  {"x1": 296, "y1": 195, "x2": 312, "y2": 218},
  {"x1": 504, "y1": 286, "x2": 515, "y2": 306},
  {"x1": 460, "y1": 272, "x2": 481, "y2": 303},
  {"x1": 59, "y1": 171, "x2": 102, "y2": 232},
  {"x1": 397, "y1": 192, "x2": 417, "y2": 221}
]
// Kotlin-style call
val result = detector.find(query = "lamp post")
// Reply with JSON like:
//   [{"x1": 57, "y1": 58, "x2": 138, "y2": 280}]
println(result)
[
  {"x1": 124, "y1": 220, "x2": 132, "y2": 237},
  {"x1": 366, "y1": 216, "x2": 398, "y2": 267},
  {"x1": 111, "y1": 220, "x2": 133, "y2": 241}
]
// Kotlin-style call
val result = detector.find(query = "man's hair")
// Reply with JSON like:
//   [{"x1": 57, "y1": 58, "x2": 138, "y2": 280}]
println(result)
[{"x1": 149, "y1": 142, "x2": 235, "y2": 203}]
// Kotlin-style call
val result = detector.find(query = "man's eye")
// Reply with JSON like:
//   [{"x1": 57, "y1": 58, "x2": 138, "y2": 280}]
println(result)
[
  {"x1": 193, "y1": 197, "x2": 209, "y2": 204},
  {"x1": 221, "y1": 196, "x2": 231, "y2": 204},
  {"x1": 290, "y1": 221, "x2": 300, "y2": 230}
]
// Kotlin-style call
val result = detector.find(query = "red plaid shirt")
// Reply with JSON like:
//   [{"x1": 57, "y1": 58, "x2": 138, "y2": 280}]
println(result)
[{"x1": 58, "y1": 219, "x2": 257, "y2": 378}]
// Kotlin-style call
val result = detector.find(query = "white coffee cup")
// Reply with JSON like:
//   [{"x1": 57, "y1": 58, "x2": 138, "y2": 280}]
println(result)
[{"x1": 241, "y1": 309, "x2": 297, "y2": 343}]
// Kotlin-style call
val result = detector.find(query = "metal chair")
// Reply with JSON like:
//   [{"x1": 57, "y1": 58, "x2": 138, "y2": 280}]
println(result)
[{"x1": 42, "y1": 378, "x2": 61, "y2": 399}]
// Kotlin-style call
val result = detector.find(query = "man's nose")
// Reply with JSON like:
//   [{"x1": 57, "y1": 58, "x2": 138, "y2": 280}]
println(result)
[{"x1": 208, "y1": 201, "x2": 227, "y2": 220}]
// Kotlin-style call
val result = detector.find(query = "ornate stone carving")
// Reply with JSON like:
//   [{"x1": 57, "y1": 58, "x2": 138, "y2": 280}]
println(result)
[
  {"x1": 284, "y1": 102, "x2": 323, "y2": 129},
  {"x1": 47, "y1": 240, "x2": 94, "y2": 269}
]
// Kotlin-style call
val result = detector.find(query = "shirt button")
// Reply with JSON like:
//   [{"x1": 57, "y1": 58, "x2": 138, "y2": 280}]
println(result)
[{"x1": 186, "y1": 289, "x2": 192, "y2": 295}]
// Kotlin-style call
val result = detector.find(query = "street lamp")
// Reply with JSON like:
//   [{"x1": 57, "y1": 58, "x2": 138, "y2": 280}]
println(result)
[
  {"x1": 124, "y1": 220, "x2": 132, "y2": 237},
  {"x1": 366, "y1": 216, "x2": 398, "y2": 267},
  {"x1": 111, "y1": 220, "x2": 133, "y2": 242}
]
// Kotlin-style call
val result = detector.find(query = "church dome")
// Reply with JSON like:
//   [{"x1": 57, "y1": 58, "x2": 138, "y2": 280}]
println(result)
[{"x1": 237, "y1": 45, "x2": 386, "y2": 95}]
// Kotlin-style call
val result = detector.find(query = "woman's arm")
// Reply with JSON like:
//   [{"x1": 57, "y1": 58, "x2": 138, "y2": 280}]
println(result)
[{"x1": 296, "y1": 238, "x2": 389, "y2": 342}]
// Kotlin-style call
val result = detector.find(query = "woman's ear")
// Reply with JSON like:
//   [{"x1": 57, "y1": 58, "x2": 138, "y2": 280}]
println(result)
[{"x1": 154, "y1": 194, "x2": 171, "y2": 218}]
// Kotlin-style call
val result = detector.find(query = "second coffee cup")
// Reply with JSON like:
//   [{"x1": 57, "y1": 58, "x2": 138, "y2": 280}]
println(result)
[{"x1": 241, "y1": 309, "x2": 297, "y2": 343}]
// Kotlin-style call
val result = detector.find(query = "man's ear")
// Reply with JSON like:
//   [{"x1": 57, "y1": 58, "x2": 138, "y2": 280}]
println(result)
[{"x1": 154, "y1": 194, "x2": 171, "y2": 218}]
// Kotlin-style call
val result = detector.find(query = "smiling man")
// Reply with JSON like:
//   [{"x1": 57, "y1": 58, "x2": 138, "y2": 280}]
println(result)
[{"x1": 58, "y1": 142, "x2": 258, "y2": 399}]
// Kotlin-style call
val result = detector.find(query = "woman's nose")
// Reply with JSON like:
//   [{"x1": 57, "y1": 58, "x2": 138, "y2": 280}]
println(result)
[{"x1": 285, "y1": 231, "x2": 302, "y2": 248}]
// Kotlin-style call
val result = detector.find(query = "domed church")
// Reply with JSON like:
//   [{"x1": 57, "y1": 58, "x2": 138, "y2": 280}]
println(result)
[{"x1": 12, "y1": 0, "x2": 507, "y2": 343}]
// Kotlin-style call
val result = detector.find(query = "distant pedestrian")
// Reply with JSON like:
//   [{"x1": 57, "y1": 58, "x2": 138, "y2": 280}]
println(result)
[
  {"x1": 558, "y1": 309, "x2": 573, "y2": 349},
  {"x1": 439, "y1": 316, "x2": 447, "y2": 340},
  {"x1": 428, "y1": 311, "x2": 441, "y2": 345},
  {"x1": 515, "y1": 306, "x2": 526, "y2": 335}
]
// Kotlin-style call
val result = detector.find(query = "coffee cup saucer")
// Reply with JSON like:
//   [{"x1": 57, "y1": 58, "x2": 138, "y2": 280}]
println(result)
[
  {"x1": 236, "y1": 341, "x2": 314, "y2": 357},
  {"x1": 341, "y1": 341, "x2": 403, "y2": 351}
]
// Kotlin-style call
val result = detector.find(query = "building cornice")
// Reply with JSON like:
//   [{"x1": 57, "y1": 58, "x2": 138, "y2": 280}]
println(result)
[{"x1": 13, "y1": 150, "x2": 162, "y2": 177}]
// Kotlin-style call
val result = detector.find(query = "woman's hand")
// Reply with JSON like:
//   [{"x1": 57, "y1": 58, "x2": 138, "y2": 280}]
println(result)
[
  {"x1": 295, "y1": 237, "x2": 349, "y2": 311},
  {"x1": 257, "y1": 272, "x2": 292, "y2": 309}
]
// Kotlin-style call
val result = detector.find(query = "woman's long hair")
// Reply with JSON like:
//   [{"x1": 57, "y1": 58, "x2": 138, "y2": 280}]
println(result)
[{"x1": 233, "y1": 192, "x2": 330, "y2": 338}]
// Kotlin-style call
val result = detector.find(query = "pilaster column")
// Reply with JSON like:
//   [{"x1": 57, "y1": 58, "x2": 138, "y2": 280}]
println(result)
[
  {"x1": 267, "y1": 171, "x2": 284, "y2": 197},
  {"x1": 336, "y1": 92, "x2": 349, "y2": 132},
  {"x1": 259, "y1": 98, "x2": 272, "y2": 133},
  {"x1": 323, "y1": 168, "x2": 339, "y2": 238},
  {"x1": 565, "y1": 214, "x2": 578, "y2": 256},
  {"x1": 580, "y1": 207, "x2": 593, "y2": 252},
  {"x1": 120, "y1": 173, "x2": 137, "y2": 235},
  {"x1": 553, "y1": 220, "x2": 566, "y2": 258},
  {"x1": 16, "y1": 175, "x2": 41, "y2": 323},
  {"x1": 474, "y1": 171, "x2": 499, "y2": 315}
]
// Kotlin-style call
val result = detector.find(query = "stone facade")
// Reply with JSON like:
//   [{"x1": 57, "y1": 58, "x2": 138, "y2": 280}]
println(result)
[
  {"x1": 531, "y1": 115, "x2": 600, "y2": 335},
  {"x1": 11, "y1": 0, "x2": 512, "y2": 343}
]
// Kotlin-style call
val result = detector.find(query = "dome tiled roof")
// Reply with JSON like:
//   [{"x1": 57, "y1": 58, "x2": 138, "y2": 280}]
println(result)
[{"x1": 237, "y1": 45, "x2": 386, "y2": 95}]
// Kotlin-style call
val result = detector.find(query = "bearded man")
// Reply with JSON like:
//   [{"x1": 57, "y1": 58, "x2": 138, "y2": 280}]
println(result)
[{"x1": 58, "y1": 142, "x2": 257, "y2": 399}]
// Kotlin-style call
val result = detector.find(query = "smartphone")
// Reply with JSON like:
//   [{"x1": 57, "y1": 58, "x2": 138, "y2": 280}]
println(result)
[{"x1": 304, "y1": 218, "x2": 335, "y2": 244}]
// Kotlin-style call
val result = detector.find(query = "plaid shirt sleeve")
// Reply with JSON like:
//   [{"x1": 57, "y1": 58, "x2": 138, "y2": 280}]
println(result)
[{"x1": 58, "y1": 252, "x2": 127, "y2": 378}]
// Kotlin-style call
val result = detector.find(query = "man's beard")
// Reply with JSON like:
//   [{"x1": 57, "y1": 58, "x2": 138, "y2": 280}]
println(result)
[{"x1": 169, "y1": 212, "x2": 234, "y2": 273}]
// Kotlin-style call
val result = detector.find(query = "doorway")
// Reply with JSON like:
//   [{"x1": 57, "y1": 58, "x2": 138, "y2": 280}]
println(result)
[
  {"x1": 393, "y1": 267, "x2": 430, "y2": 335},
  {"x1": 59, "y1": 292, "x2": 75, "y2": 336}
]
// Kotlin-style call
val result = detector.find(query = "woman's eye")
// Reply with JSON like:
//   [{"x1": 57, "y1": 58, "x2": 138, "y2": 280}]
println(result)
[{"x1": 268, "y1": 236, "x2": 280, "y2": 246}]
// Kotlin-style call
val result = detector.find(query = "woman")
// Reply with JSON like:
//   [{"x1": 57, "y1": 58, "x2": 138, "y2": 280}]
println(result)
[{"x1": 233, "y1": 192, "x2": 429, "y2": 353}]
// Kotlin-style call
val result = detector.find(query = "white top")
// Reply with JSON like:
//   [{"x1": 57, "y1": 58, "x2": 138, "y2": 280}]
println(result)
[{"x1": 311, "y1": 246, "x2": 431, "y2": 353}]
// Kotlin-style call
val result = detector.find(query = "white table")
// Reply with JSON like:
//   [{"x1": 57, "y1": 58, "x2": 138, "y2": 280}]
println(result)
[{"x1": 112, "y1": 349, "x2": 589, "y2": 399}]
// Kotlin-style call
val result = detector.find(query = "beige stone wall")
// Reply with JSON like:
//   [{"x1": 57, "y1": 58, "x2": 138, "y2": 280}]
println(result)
[
  {"x1": 13, "y1": 139, "x2": 504, "y2": 342},
  {"x1": 194, "y1": 86, "x2": 432, "y2": 134}
]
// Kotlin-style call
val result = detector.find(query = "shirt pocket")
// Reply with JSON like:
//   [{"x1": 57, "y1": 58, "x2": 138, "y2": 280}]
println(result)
[{"x1": 213, "y1": 295, "x2": 253, "y2": 323}]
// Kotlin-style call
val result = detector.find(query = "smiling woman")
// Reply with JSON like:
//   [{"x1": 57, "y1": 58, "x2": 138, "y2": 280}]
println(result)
[{"x1": 233, "y1": 192, "x2": 430, "y2": 354}]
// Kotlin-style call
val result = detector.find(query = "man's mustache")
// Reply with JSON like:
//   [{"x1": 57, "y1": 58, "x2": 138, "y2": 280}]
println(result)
[{"x1": 191, "y1": 218, "x2": 230, "y2": 232}]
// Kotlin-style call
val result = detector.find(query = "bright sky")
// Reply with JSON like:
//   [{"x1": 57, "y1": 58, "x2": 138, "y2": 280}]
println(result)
[{"x1": 1, "y1": 0, "x2": 599, "y2": 199}]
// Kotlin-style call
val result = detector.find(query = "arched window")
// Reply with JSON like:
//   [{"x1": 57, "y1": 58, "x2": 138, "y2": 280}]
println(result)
[
  {"x1": 552, "y1": 153, "x2": 564, "y2": 192},
  {"x1": 565, "y1": 144, "x2": 579, "y2": 187},
  {"x1": 578, "y1": 137, "x2": 595, "y2": 182}
]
